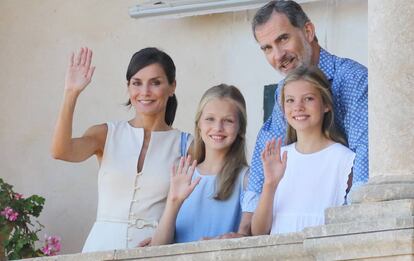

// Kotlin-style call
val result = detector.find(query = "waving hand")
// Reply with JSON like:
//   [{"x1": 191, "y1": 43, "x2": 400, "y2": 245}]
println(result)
[
  {"x1": 261, "y1": 138, "x2": 287, "y2": 187},
  {"x1": 65, "y1": 47, "x2": 95, "y2": 94},
  {"x1": 169, "y1": 156, "x2": 200, "y2": 203}
]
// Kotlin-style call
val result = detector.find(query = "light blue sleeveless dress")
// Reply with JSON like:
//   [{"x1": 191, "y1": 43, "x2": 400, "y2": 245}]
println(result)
[{"x1": 174, "y1": 167, "x2": 249, "y2": 243}]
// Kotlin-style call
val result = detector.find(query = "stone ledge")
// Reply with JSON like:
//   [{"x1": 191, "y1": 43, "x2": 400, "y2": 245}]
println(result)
[
  {"x1": 23, "y1": 250, "x2": 115, "y2": 261},
  {"x1": 351, "y1": 183, "x2": 414, "y2": 203},
  {"x1": 368, "y1": 175, "x2": 414, "y2": 185},
  {"x1": 114, "y1": 233, "x2": 309, "y2": 260},
  {"x1": 325, "y1": 199, "x2": 414, "y2": 224},
  {"x1": 304, "y1": 229, "x2": 414, "y2": 261},
  {"x1": 305, "y1": 217, "x2": 414, "y2": 238},
  {"x1": 22, "y1": 233, "x2": 310, "y2": 261}
]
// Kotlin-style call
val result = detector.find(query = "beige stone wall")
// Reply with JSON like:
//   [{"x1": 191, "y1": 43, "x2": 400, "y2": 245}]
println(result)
[{"x1": 0, "y1": 0, "x2": 367, "y2": 254}]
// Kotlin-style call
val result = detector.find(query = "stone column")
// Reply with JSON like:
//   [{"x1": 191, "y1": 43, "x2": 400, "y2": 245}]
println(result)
[
  {"x1": 303, "y1": 1, "x2": 414, "y2": 260},
  {"x1": 350, "y1": 0, "x2": 414, "y2": 203}
]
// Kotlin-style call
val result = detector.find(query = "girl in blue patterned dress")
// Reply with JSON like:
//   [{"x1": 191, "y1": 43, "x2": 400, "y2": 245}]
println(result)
[
  {"x1": 251, "y1": 66, "x2": 355, "y2": 235},
  {"x1": 151, "y1": 84, "x2": 250, "y2": 245}
]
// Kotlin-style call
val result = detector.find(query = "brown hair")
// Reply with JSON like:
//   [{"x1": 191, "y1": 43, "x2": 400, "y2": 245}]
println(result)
[{"x1": 193, "y1": 84, "x2": 248, "y2": 200}]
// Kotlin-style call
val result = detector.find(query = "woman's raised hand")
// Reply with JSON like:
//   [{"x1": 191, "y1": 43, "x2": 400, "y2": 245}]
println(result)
[
  {"x1": 261, "y1": 138, "x2": 287, "y2": 187},
  {"x1": 65, "y1": 47, "x2": 95, "y2": 94},
  {"x1": 168, "y1": 155, "x2": 200, "y2": 203}
]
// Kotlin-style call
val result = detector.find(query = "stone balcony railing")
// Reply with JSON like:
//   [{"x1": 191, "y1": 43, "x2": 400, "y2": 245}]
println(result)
[{"x1": 25, "y1": 199, "x2": 414, "y2": 260}]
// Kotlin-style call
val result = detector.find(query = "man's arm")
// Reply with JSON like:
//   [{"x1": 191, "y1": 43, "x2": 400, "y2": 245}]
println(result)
[
  {"x1": 341, "y1": 63, "x2": 368, "y2": 189},
  {"x1": 243, "y1": 88, "x2": 287, "y2": 212}
]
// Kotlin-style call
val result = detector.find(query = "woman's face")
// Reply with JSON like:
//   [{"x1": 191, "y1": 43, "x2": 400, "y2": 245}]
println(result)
[{"x1": 128, "y1": 63, "x2": 175, "y2": 118}]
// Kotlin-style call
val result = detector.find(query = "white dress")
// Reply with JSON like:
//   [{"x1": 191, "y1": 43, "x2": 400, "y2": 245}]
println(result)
[
  {"x1": 270, "y1": 143, "x2": 355, "y2": 234},
  {"x1": 82, "y1": 121, "x2": 188, "y2": 252}
]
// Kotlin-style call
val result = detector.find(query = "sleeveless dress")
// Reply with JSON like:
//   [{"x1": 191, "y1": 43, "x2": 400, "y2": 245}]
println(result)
[
  {"x1": 174, "y1": 167, "x2": 249, "y2": 243},
  {"x1": 270, "y1": 143, "x2": 355, "y2": 234},
  {"x1": 82, "y1": 121, "x2": 189, "y2": 252}
]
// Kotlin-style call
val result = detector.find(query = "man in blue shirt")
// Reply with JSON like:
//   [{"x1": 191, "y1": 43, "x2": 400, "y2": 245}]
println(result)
[{"x1": 242, "y1": 0, "x2": 368, "y2": 215}]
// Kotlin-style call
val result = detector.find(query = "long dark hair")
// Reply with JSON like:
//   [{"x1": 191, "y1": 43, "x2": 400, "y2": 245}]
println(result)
[{"x1": 126, "y1": 47, "x2": 177, "y2": 126}]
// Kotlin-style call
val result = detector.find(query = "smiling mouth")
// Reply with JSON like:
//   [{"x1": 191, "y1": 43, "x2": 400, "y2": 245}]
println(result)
[
  {"x1": 293, "y1": 115, "x2": 309, "y2": 121},
  {"x1": 280, "y1": 57, "x2": 295, "y2": 71},
  {"x1": 210, "y1": 135, "x2": 226, "y2": 141},
  {"x1": 138, "y1": 100, "x2": 154, "y2": 105}
]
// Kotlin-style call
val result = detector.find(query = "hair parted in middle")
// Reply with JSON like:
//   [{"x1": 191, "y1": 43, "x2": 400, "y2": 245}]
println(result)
[
  {"x1": 125, "y1": 47, "x2": 177, "y2": 126},
  {"x1": 280, "y1": 65, "x2": 347, "y2": 146},
  {"x1": 193, "y1": 84, "x2": 248, "y2": 201}
]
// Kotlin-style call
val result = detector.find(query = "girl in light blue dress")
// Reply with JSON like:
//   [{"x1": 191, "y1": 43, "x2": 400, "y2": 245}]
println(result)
[{"x1": 151, "y1": 84, "x2": 250, "y2": 245}]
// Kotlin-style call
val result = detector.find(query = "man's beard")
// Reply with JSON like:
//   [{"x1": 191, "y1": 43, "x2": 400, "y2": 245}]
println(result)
[{"x1": 299, "y1": 36, "x2": 313, "y2": 68}]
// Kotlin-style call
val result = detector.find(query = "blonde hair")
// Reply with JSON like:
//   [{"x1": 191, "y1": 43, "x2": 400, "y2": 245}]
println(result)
[
  {"x1": 194, "y1": 84, "x2": 248, "y2": 200},
  {"x1": 281, "y1": 66, "x2": 347, "y2": 145}
]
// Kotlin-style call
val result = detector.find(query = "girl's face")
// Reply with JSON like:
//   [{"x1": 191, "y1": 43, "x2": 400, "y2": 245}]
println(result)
[
  {"x1": 128, "y1": 63, "x2": 175, "y2": 118},
  {"x1": 198, "y1": 98, "x2": 240, "y2": 154},
  {"x1": 283, "y1": 80, "x2": 329, "y2": 134}
]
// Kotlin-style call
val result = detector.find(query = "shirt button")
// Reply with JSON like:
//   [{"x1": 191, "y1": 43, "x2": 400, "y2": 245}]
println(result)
[{"x1": 136, "y1": 220, "x2": 144, "y2": 229}]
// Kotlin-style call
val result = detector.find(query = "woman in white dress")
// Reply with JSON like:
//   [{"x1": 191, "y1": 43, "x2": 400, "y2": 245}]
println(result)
[
  {"x1": 251, "y1": 66, "x2": 355, "y2": 235},
  {"x1": 51, "y1": 47, "x2": 190, "y2": 252}
]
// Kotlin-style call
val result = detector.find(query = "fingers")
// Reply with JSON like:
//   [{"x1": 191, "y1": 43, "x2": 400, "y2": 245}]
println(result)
[
  {"x1": 261, "y1": 137, "x2": 284, "y2": 161},
  {"x1": 261, "y1": 139, "x2": 272, "y2": 161},
  {"x1": 282, "y1": 151, "x2": 288, "y2": 165},
  {"x1": 174, "y1": 156, "x2": 197, "y2": 176},
  {"x1": 261, "y1": 141, "x2": 268, "y2": 161},
  {"x1": 218, "y1": 232, "x2": 243, "y2": 239},
  {"x1": 80, "y1": 47, "x2": 87, "y2": 65},
  {"x1": 188, "y1": 159, "x2": 197, "y2": 176},
  {"x1": 274, "y1": 137, "x2": 282, "y2": 157},
  {"x1": 75, "y1": 48, "x2": 83, "y2": 66},
  {"x1": 87, "y1": 66, "x2": 95, "y2": 81},
  {"x1": 72, "y1": 47, "x2": 93, "y2": 68},
  {"x1": 69, "y1": 52, "x2": 74, "y2": 67},
  {"x1": 270, "y1": 138, "x2": 276, "y2": 155},
  {"x1": 182, "y1": 155, "x2": 191, "y2": 174},
  {"x1": 176, "y1": 156, "x2": 185, "y2": 176},
  {"x1": 85, "y1": 48, "x2": 93, "y2": 68},
  {"x1": 171, "y1": 163, "x2": 177, "y2": 178},
  {"x1": 137, "y1": 237, "x2": 152, "y2": 247},
  {"x1": 190, "y1": 176, "x2": 201, "y2": 190}
]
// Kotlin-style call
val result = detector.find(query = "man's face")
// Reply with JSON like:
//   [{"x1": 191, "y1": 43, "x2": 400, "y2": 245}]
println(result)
[{"x1": 255, "y1": 12, "x2": 313, "y2": 75}]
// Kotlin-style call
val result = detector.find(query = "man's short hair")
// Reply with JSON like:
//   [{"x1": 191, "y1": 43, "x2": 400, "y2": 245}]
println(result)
[{"x1": 252, "y1": 0, "x2": 310, "y2": 39}]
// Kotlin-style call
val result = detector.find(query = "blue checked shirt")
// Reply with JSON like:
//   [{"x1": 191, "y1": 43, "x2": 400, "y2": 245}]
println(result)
[{"x1": 243, "y1": 48, "x2": 368, "y2": 212}]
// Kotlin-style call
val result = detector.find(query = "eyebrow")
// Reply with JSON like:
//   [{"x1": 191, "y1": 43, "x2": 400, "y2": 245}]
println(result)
[
  {"x1": 285, "y1": 93, "x2": 317, "y2": 97},
  {"x1": 131, "y1": 76, "x2": 163, "y2": 81},
  {"x1": 203, "y1": 112, "x2": 236, "y2": 117},
  {"x1": 260, "y1": 33, "x2": 289, "y2": 50},
  {"x1": 275, "y1": 33, "x2": 289, "y2": 42}
]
